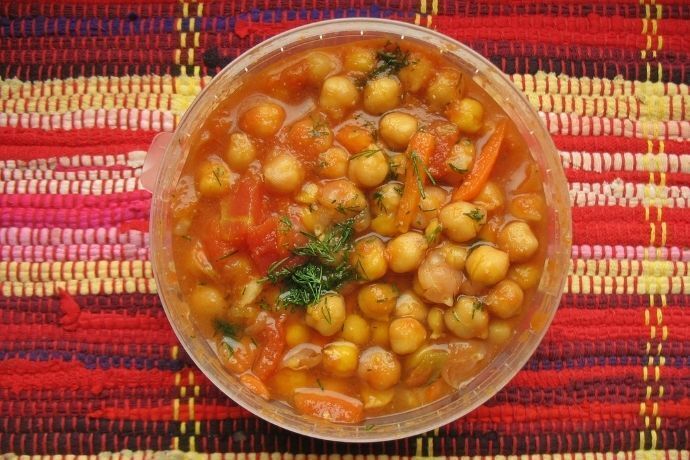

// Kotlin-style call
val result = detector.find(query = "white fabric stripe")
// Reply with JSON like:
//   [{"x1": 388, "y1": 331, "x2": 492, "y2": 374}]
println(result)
[
  {"x1": 0, "y1": 151, "x2": 145, "y2": 170},
  {"x1": 540, "y1": 112, "x2": 690, "y2": 141},
  {"x1": 571, "y1": 245, "x2": 690, "y2": 262},
  {"x1": 0, "y1": 177, "x2": 143, "y2": 194},
  {"x1": 1, "y1": 278, "x2": 157, "y2": 296},
  {"x1": 0, "y1": 108, "x2": 175, "y2": 131},
  {"x1": 0, "y1": 227, "x2": 149, "y2": 246},
  {"x1": 559, "y1": 151, "x2": 690, "y2": 174},
  {"x1": 0, "y1": 168, "x2": 139, "y2": 181},
  {"x1": 569, "y1": 181, "x2": 689, "y2": 208},
  {"x1": 0, "y1": 244, "x2": 150, "y2": 262}
]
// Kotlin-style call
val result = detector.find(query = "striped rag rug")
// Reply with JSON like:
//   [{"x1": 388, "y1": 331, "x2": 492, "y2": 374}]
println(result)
[{"x1": 0, "y1": 1, "x2": 689, "y2": 459}]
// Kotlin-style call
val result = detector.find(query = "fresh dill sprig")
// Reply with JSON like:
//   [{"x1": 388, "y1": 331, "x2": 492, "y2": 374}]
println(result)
[
  {"x1": 409, "y1": 150, "x2": 436, "y2": 199},
  {"x1": 372, "y1": 190, "x2": 387, "y2": 213},
  {"x1": 350, "y1": 147, "x2": 382, "y2": 161},
  {"x1": 264, "y1": 219, "x2": 358, "y2": 308},
  {"x1": 308, "y1": 115, "x2": 329, "y2": 138}
]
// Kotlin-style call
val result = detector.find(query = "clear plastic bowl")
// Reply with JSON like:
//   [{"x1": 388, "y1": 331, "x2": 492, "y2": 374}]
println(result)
[{"x1": 146, "y1": 18, "x2": 572, "y2": 442}]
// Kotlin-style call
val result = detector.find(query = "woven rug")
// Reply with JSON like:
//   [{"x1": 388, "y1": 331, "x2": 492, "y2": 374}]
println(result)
[{"x1": 1, "y1": 1, "x2": 689, "y2": 458}]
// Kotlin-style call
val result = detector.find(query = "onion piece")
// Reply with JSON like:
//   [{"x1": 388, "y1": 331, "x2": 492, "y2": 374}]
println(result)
[
  {"x1": 281, "y1": 343, "x2": 323, "y2": 370},
  {"x1": 441, "y1": 340, "x2": 487, "y2": 389}
]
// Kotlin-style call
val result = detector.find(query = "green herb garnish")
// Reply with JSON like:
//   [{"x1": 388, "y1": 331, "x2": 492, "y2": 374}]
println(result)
[
  {"x1": 264, "y1": 219, "x2": 357, "y2": 308},
  {"x1": 212, "y1": 167, "x2": 224, "y2": 186},
  {"x1": 217, "y1": 249, "x2": 238, "y2": 261},
  {"x1": 373, "y1": 190, "x2": 387, "y2": 212},
  {"x1": 278, "y1": 215, "x2": 293, "y2": 232},
  {"x1": 350, "y1": 147, "x2": 382, "y2": 161},
  {"x1": 308, "y1": 115, "x2": 329, "y2": 138},
  {"x1": 472, "y1": 300, "x2": 485, "y2": 319},
  {"x1": 409, "y1": 150, "x2": 437, "y2": 199},
  {"x1": 464, "y1": 208, "x2": 484, "y2": 222},
  {"x1": 317, "y1": 379, "x2": 324, "y2": 391},
  {"x1": 213, "y1": 319, "x2": 238, "y2": 338},
  {"x1": 369, "y1": 44, "x2": 411, "y2": 79}
]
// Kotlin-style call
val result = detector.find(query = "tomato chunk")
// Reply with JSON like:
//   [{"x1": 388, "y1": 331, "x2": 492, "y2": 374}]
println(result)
[
  {"x1": 293, "y1": 388, "x2": 364, "y2": 423},
  {"x1": 247, "y1": 312, "x2": 286, "y2": 381}
]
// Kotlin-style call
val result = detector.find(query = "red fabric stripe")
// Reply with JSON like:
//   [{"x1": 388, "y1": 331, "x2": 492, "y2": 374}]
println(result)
[
  {"x1": 573, "y1": 221, "x2": 690, "y2": 247},
  {"x1": 1, "y1": 322, "x2": 177, "y2": 346},
  {"x1": 0, "y1": 128, "x2": 156, "y2": 159},
  {"x1": 572, "y1": 207, "x2": 690, "y2": 225},
  {"x1": 0, "y1": 192, "x2": 151, "y2": 210},
  {"x1": 434, "y1": 19, "x2": 688, "y2": 52},
  {"x1": 88, "y1": 404, "x2": 251, "y2": 421},
  {"x1": 553, "y1": 135, "x2": 688, "y2": 154}
]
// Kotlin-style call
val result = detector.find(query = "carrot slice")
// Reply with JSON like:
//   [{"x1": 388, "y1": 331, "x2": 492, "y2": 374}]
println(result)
[
  {"x1": 395, "y1": 131, "x2": 437, "y2": 233},
  {"x1": 293, "y1": 388, "x2": 364, "y2": 423},
  {"x1": 239, "y1": 373, "x2": 271, "y2": 400},
  {"x1": 451, "y1": 121, "x2": 507, "y2": 202}
]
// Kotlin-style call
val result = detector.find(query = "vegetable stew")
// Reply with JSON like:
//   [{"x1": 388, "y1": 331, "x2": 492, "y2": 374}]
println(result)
[{"x1": 169, "y1": 39, "x2": 548, "y2": 423}]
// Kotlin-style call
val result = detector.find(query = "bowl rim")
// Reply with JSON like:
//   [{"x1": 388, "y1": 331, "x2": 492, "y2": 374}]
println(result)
[{"x1": 149, "y1": 17, "x2": 572, "y2": 442}]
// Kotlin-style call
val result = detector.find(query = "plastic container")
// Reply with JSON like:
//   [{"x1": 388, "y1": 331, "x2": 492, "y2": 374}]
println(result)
[{"x1": 144, "y1": 18, "x2": 572, "y2": 442}]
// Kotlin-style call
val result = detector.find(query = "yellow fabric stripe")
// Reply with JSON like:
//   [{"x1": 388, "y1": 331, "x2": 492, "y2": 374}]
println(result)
[
  {"x1": 565, "y1": 275, "x2": 690, "y2": 295},
  {"x1": 569, "y1": 260, "x2": 690, "y2": 277},
  {"x1": 0, "y1": 260, "x2": 153, "y2": 282},
  {"x1": 2, "y1": 278, "x2": 157, "y2": 296}
]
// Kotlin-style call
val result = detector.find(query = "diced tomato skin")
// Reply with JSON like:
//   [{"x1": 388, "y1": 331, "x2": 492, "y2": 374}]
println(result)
[
  {"x1": 249, "y1": 312, "x2": 287, "y2": 381},
  {"x1": 246, "y1": 218, "x2": 283, "y2": 272}
]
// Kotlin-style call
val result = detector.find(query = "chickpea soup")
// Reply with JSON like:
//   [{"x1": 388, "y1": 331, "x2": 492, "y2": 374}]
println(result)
[{"x1": 170, "y1": 39, "x2": 548, "y2": 424}]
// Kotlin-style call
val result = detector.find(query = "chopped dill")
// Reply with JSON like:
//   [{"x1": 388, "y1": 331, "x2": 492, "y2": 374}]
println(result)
[
  {"x1": 264, "y1": 219, "x2": 357, "y2": 308},
  {"x1": 212, "y1": 167, "x2": 224, "y2": 186},
  {"x1": 213, "y1": 318, "x2": 239, "y2": 338},
  {"x1": 409, "y1": 150, "x2": 436, "y2": 199},
  {"x1": 278, "y1": 215, "x2": 293, "y2": 232},
  {"x1": 321, "y1": 296, "x2": 332, "y2": 324},
  {"x1": 472, "y1": 300, "x2": 485, "y2": 319},
  {"x1": 217, "y1": 249, "x2": 238, "y2": 261},
  {"x1": 425, "y1": 224, "x2": 443, "y2": 244},
  {"x1": 365, "y1": 424, "x2": 376, "y2": 431},
  {"x1": 369, "y1": 43, "x2": 411, "y2": 79},
  {"x1": 316, "y1": 378, "x2": 324, "y2": 391},
  {"x1": 180, "y1": 235, "x2": 192, "y2": 241},
  {"x1": 373, "y1": 190, "x2": 387, "y2": 212},
  {"x1": 350, "y1": 147, "x2": 382, "y2": 161},
  {"x1": 464, "y1": 208, "x2": 484, "y2": 222},
  {"x1": 308, "y1": 115, "x2": 329, "y2": 138}
]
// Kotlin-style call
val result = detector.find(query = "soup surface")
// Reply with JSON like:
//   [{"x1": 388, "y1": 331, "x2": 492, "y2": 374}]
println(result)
[{"x1": 170, "y1": 39, "x2": 547, "y2": 423}]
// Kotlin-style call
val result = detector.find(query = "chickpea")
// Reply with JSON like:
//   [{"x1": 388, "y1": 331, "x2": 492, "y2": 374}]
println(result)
[
  {"x1": 322, "y1": 341, "x2": 359, "y2": 377},
  {"x1": 443, "y1": 244, "x2": 468, "y2": 271},
  {"x1": 363, "y1": 76, "x2": 402, "y2": 115},
  {"x1": 358, "y1": 346, "x2": 402, "y2": 390},
  {"x1": 472, "y1": 183, "x2": 503, "y2": 213},
  {"x1": 438, "y1": 201, "x2": 487, "y2": 243},
  {"x1": 361, "y1": 386, "x2": 395, "y2": 409},
  {"x1": 239, "y1": 102, "x2": 285, "y2": 138},
  {"x1": 424, "y1": 218, "x2": 443, "y2": 245},
  {"x1": 388, "y1": 153, "x2": 408, "y2": 181},
  {"x1": 379, "y1": 112, "x2": 418, "y2": 151},
  {"x1": 348, "y1": 145, "x2": 389, "y2": 188},
  {"x1": 353, "y1": 207, "x2": 371, "y2": 233},
  {"x1": 488, "y1": 319, "x2": 514, "y2": 345},
  {"x1": 370, "y1": 320, "x2": 390, "y2": 347},
  {"x1": 510, "y1": 193, "x2": 547, "y2": 222},
  {"x1": 485, "y1": 279, "x2": 524, "y2": 319},
  {"x1": 477, "y1": 215, "x2": 502, "y2": 244},
  {"x1": 263, "y1": 153, "x2": 304, "y2": 194},
  {"x1": 465, "y1": 245, "x2": 510, "y2": 286},
  {"x1": 412, "y1": 186, "x2": 448, "y2": 229},
  {"x1": 319, "y1": 76, "x2": 359, "y2": 119},
  {"x1": 446, "y1": 139, "x2": 475, "y2": 175},
  {"x1": 370, "y1": 213, "x2": 397, "y2": 237},
  {"x1": 497, "y1": 221, "x2": 539, "y2": 262},
  {"x1": 427, "y1": 307, "x2": 445, "y2": 339},
  {"x1": 394, "y1": 291, "x2": 428, "y2": 322},
  {"x1": 225, "y1": 132, "x2": 256, "y2": 172},
  {"x1": 426, "y1": 69, "x2": 462, "y2": 111},
  {"x1": 459, "y1": 278, "x2": 487, "y2": 297},
  {"x1": 187, "y1": 284, "x2": 227, "y2": 336},
  {"x1": 350, "y1": 236, "x2": 388, "y2": 281},
  {"x1": 507, "y1": 261, "x2": 543, "y2": 290},
  {"x1": 343, "y1": 47, "x2": 376, "y2": 73},
  {"x1": 196, "y1": 160, "x2": 233, "y2": 197},
  {"x1": 386, "y1": 232, "x2": 428, "y2": 273},
  {"x1": 358, "y1": 283, "x2": 398, "y2": 321},
  {"x1": 398, "y1": 53, "x2": 433, "y2": 92},
  {"x1": 304, "y1": 51, "x2": 336, "y2": 84},
  {"x1": 446, "y1": 98, "x2": 484, "y2": 134},
  {"x1": 285, "y1": 322, "x2": 311, "y2": 347},
  {"x1": 371, "y1": 182, "x2": 403, "y2": 216},
  {"x1": 316, "y1": 147, "x2": 349, "y2": 179},
  {"x1": 288, "y1": 116, "x2": 333, "y2": 157},
  {"x1": 318, "y1": 178, "x2": 367, "y2": 216},
  {"x1": 305, "y1": 293, "x2": 346, "y2": 336},
  {"x1": 341, "y1": 314, "x2": 370, "y2": 346},
  {"x1": 295, "y1": 182, "x2": 319, "y2": 205},
  {"x1": 389, "y1": 317, "x2": 427, "y2": 355},
  {"x1": 444, "y1": 296, "x2": 489, "y2": 339}
]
